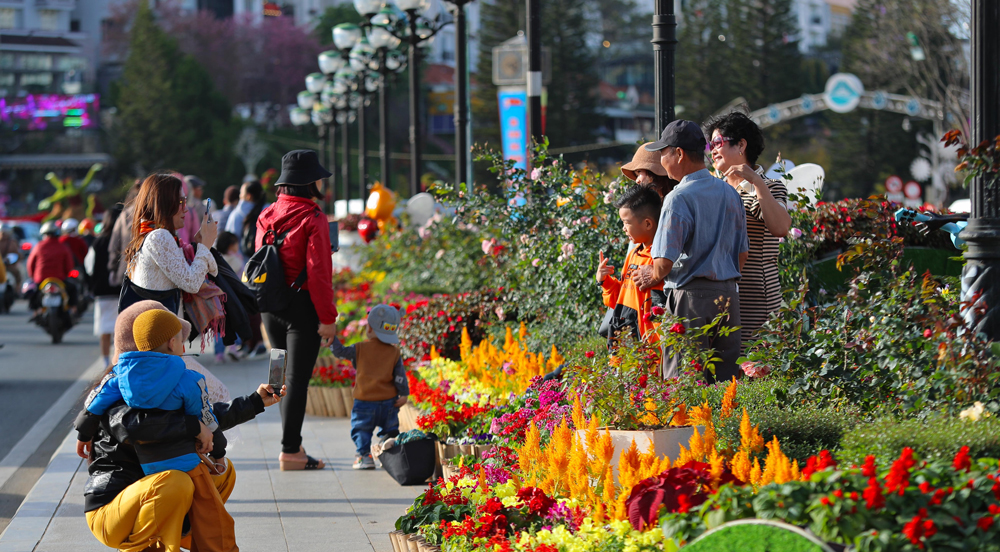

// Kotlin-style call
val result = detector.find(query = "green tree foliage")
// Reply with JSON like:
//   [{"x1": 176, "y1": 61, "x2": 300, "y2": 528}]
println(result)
[
  {"x1": 676, "y1": 0, "x2": 805, "y2": 123},
  {"x1": 472, "y1": 0, "x2": 599, "y2": 155},
  {"x1": 113, "y1": 4, "x2": 238, "y2": 186}
]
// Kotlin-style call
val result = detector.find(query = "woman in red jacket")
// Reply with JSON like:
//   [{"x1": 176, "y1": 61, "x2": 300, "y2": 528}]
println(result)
[{"x1": 255, "y1": 150, "x2": 338, "y2": 470}]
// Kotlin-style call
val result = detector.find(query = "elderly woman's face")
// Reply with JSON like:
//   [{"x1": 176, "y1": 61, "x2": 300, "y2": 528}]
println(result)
[{"x1": 710, "y1": 129, "x2": 745, "y2": 173}]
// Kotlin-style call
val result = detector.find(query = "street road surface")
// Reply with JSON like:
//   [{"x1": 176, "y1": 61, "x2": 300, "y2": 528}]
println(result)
[{"x1": 0, "y1": 299, "x2": 100, "y2": 533}]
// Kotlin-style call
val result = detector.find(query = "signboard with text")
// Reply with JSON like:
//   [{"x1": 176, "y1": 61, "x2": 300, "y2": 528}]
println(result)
[
  {"x1": 0, "y1": 94, "x2": 100, "y2": 130},
  {"x1": 497, "y1": 88, "x2": 527, "y2": 171}
]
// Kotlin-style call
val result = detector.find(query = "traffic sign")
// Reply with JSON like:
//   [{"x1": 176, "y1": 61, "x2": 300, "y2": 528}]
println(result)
[
  {"x1": 903, "y1": 181, "x2": 922, "y2": 199},
  {"x1": 823, "y1": 73, "x2": 864, "y2": 114},
  {"x1": 885, "y1": 175, "x2": 903, "y2": 193}
]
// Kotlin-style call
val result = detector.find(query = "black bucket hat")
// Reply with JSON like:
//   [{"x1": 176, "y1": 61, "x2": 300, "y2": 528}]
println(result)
[{"x1": 275, "y1": 150, "x2": 332, "y2": 186}]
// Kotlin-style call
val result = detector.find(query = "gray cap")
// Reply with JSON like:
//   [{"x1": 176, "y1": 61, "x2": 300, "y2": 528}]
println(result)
[{"x1": 368, "y1": 304, "x2": 401, "y2": 345}]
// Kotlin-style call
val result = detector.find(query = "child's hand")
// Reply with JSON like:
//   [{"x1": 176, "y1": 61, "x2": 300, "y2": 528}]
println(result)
[
  {"x1": 196, "y1": 422, "x2": 213, "y2": 454},
  {"x1": 257, "y1": 383, "x2": 286, "y2": 406},
  {"x1": 76, "y1": 440, "x2": 91, "y2": 459},
  {"x1": 393, "y1": 396, "x2": 408, "y2": 408},
  {"x1": 596, "y1": 251, "x2": 614, "y2": 283}
]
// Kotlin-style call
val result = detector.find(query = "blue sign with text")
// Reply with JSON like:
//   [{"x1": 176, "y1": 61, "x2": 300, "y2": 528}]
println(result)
[{"x1": 498, "y1": 89, "x2": 528, "y2": 171}]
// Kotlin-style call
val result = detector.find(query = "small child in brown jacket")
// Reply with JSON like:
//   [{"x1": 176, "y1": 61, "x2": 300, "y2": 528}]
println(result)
[{"x1": 329, "y1": 304, "x2": 409, "y2": 470}]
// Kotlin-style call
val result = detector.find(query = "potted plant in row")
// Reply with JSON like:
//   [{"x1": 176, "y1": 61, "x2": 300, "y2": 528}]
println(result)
[{"x1": 305, "y1": 351, "x2": 356, "y2": 417}]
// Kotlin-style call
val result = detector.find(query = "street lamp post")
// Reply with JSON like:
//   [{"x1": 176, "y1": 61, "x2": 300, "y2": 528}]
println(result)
[
  {"x1": 961, "y1": 0, "x2": 1000, "y2": 340},
  {"x1": 443, "y1": 0, "x2": 474, "y2": 188},
  {"x1": 393, "y1": 0, "x2": 448, "y2": 196},
  {"x1": 526, "y1": 0, "x2": 542, "y2": 144},
  {"x1": 362, "y1": 8, "x2": 405, "y2": 190},
  {"x1": 651, "y1": 0, "x2": 677, "y2": 132}
]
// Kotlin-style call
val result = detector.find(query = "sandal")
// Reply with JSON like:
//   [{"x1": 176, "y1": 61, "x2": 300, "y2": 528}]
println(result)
[{"x1": 279, "y1": 447, "x2": 326, "y2": 471}]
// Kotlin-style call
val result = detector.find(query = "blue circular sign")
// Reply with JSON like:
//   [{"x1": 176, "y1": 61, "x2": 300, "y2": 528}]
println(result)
[
  {"x1": 823, "y1": 73, "x2": 865, "y2": 113},
  {"x1": 872, "y1": 91, "x2": 887, "y2": 109}
]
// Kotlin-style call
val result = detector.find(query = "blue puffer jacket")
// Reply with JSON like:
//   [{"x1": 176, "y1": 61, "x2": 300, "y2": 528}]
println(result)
[{"x1": 86, "y1": 351, "x2": 218, "y2": 474}]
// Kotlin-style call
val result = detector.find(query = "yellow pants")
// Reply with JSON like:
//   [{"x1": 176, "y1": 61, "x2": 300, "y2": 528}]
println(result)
[{"x1": 86, "y1": 459, "x2": 237, "y2": 552}]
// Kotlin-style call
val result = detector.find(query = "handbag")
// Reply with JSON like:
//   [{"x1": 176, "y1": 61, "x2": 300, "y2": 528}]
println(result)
[{"x1": 117, "y1": 240, "x2": 181, "y2": 313}]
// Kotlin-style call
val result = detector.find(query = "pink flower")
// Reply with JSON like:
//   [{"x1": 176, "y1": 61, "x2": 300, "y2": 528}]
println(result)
[
  {"x1": 789, "y1": 228, "x2": 803, "y2": 239},
  {"x1": 532, "y1": 258, "x2": 541, "y2": 267},
  {"x1": 482, "y1": 238, "x2": 496, "y2": 255},
  {"x1": 418, "y1": 227, "x2": 432, "y2": 240},
  {"x1": 560, "y1": 243, "x2": 575, "y2": 257},
  {"x1": 530, "y1": 167, "x2": 542, "y2": 180},
  {"x1": 741, "y1": 361, "x2": 771, "y2": 378}
]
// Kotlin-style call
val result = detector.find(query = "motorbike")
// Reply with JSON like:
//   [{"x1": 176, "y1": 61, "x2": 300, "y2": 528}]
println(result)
[
  {"x1": 66, "y1": 268, "x2": 91, "y2": 319},
  {"x1": 1, "y1": 253, "x2": 16, "y2": 313},
  {"x1": 33, "y1": 279, "x2": 74, "y2": 344}
]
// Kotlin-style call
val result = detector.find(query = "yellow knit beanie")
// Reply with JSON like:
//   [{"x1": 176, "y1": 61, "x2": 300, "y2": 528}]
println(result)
[{"x1": 132, "y1": 309, "x2": 184, "y2": 352}]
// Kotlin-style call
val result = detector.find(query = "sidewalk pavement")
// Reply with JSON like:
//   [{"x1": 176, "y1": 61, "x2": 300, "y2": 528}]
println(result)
[{"x1": 0, "y1": 356, "x2": 424, "y2": 552}]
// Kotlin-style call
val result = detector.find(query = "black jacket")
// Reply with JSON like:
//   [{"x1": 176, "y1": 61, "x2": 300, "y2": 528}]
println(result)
[
  {"x1": 75, "y1": 393, "x2": 264, "y2": 512},
  {"x1": 88, "y1": 235, "x2": 121, "y2": 298},
  {"x1": 208, "y1": 249, "x2": 257, "y2": 346}
]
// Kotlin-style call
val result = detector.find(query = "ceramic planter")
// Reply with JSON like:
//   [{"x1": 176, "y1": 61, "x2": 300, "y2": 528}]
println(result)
[{"x1": 577, "y1": 426, "x2": 695, "y2": 475}]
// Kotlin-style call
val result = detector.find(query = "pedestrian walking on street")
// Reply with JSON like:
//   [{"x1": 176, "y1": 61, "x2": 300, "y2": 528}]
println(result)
[
  {"x1": 255, "y1": 150, "x2": 338, "y2": 470},
  {"x1": 84, "y1": 205, "x2": 123, "y2": 367},
  {"x1": 213, "y1": 185, "x2": 240, "y2": 240},
  {"x1": 329, "y1": 304, "x2": 409, "y2": 470},
  {"x1": 120, "y1": 174, "x2": 218, "y2": 315},
  {"x1": 705, "y1": 112, "x2": 790, "y2": 352}
]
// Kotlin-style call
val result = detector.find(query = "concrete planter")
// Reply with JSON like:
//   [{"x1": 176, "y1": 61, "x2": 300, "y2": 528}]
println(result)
[{"x1": 578, "y1": 427, "x2": 695, "y2": 473}]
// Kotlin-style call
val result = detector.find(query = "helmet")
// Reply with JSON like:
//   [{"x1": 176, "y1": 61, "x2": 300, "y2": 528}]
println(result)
[
  {"x1": 40, "y1": 221, "x2": 60, "y2": 236},
  {"x1": 60, "y1": 218, "x2": 79, "y2": 236},
  {"x1": 78, "y1": 218, "x2": 96, "y2": 235}
]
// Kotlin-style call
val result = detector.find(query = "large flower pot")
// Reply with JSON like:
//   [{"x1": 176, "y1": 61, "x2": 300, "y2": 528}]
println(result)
[
  {"x1": 305, "y1": 387, "x2": 349, "y2": 417},
  {"x1": 340, "y1": 386, "x2": 354, "y2": 413},
  {"x1": 578, "y1": 427, "x2": 695, "y2": 475},
  {"x1": 389, "y1": 531, "x2": 404, "y2": 552},
  {"x1": 399, "y1": 404, "x2": 421, "y2": 432}
]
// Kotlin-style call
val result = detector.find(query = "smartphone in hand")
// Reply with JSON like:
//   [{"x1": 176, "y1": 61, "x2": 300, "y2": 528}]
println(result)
[
  {"x1": 205, "y1": 198, "x2": 213, "y2": 222},
  {"x1": 329, "y1": 221, "x2": 339, "y2": 253},
  {"x1": 268, "y1": 349, "x2": 287, "y2": 397}
]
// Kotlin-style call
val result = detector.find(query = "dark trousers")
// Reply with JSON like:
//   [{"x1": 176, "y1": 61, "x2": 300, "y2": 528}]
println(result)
[
  {"x1": 350, "y1": 398, "x2": 400, "y2": 456},
  {"x1": 262, "y1": 291, "x2": 321, "y2": 454},
  {"x1": 662, "y1": 278, "x2": 742, "y2": 383}
]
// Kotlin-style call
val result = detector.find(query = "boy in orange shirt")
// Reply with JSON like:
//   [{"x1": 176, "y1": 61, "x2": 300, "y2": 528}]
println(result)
[{"x1": 597, "y1": 186, "x2": 666, "y2": 347}]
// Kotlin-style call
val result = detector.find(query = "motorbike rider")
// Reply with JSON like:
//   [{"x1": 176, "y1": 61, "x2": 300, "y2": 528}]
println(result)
[
  {"x1": 0, "y1": 228, "x2": 18, "y2": 284},
  {"x1": 60, "y1": 218, "x2": 89, "y2": 268},
  {"x1": 27, "y1": 221, "x2": 78, "y2": 315}
]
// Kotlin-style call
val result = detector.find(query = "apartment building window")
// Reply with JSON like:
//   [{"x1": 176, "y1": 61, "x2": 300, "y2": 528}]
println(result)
[
  {"x1": 21, "y1": 73, "x2": 54, "y2": 87},
  {"x1": 39, "y1": 10, "x2": 60, "y2": 31},
  {"x1": 23, "y1": 54, "x2": 54, "y2": 71},
  {"x1": 0, "y1": 8, "x2": 21, "y2": 29}
]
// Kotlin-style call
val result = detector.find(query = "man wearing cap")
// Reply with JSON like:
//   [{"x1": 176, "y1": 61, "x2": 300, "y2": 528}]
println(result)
[
  {"x1": 255, "y1": 150, "x2": 339, "y2": 471},
  {"x1": 633, "y1": 120, "x2": 749, "y2": 382},
  {"x1": 329, "y1": 304, "x2": 409, "y2": 470}
]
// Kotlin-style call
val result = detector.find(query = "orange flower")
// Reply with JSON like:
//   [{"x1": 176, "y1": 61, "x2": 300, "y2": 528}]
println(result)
[
  {"x1": 720, "y1": 378, "x2": 738, "y2": 419},
  {"x1": 670, "y1": 403, "x2": 690, "y2": 426}
]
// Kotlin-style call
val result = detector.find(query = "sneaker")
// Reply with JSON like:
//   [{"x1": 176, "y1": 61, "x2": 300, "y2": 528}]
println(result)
[
  {"x1": 215, "y1": 352, "x2": 226, "y2": 364},
  {"x1": 226, "y1": 346, "x2": 243, "y2": 362},
  {"x1": 352, "y1": 455, "x2": 375, "y2": 470},
  {"x1": 248, "y1": 343, "x2": 267, "y2": 359}
]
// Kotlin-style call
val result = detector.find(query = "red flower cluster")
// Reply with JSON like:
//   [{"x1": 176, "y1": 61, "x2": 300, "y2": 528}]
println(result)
[
  {"x1": 516, "y1": 487, "x2": 555, "y2": 517},
  {"x1": 802, "y1": 450, "x2": 838, "y2": 478},
  {"x1": 310, "y1": 362, "x2": 356, "y2": 386},
  {"x1": 668, "y1": 323, "x2": 686, "y2": 334},
  {"x1": 886, "y1": 447, "x2": 917, "y2": 495},
  {"x1": 863, "y1": 477, "x2": 886, "y2": 510},
  {"x1": 902, "y1": 508, "x2": 936, "y2": 548},
  {"x1": 408, "y1": 372, "x2": 454, "y2": 409},
  {"x1": 861, "y1": 455, "x2": 878, "y2": 477},
  {"x1": 953, "y1": 446, "x2": 972, "y2": 472}
]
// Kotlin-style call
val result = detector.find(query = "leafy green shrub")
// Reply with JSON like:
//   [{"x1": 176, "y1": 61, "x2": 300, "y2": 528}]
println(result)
[{"x1": 838, "y1": 415, "x2": 1000, "y2": 467}]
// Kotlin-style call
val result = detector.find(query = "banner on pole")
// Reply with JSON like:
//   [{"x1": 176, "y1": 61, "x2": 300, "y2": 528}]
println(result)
[{"x1": 498, "y1": 88, "x2": 528, "y2": 171}]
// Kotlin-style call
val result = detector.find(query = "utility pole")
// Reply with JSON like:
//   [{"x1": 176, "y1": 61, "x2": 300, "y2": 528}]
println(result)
[
  {"x1": 651, "y1": 0, "x2": 677, "y2": 133},
  {"x1": 526, "y1": 0, "x2": 542, "y2": 144}
]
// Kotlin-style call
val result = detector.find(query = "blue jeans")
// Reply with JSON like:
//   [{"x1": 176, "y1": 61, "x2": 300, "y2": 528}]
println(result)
[{"x1": 350, "y1": 398, "x2": 400, "y2": 456}]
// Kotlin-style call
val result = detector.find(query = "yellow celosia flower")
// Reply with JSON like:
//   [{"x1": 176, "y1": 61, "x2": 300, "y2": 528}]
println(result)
[
  {"x1": 669, "y1": 403, "x2": 690, "y2": 427},
  {"x1": 739, "y1": 407, "x2": 764, "y2": 454},
  {"x1": 689, "y1": 402, "x2": 713, "y2": 427},
  {"x1": 732, "y1": 449, "x2": 751, "y2": 483},
  {"x1": 720, "y1": 378, "x2": 738, "y2": 419}
]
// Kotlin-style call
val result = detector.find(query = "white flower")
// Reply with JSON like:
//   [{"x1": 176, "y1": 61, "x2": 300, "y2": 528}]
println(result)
[
  {"x1": 520, "y1": 234, "x2": 531, "y2": 245},
  {"x1": 435, "y1": 249, "x2": 445, "y2": 259},
  {"x1": 560, "y1": 227, "x2": 573, "y2": 239},
  {"x1": 960, "y1": 402, "x2": 990, "y2": 422},
  {"x1": 603, "y1": 192, "x2": 614, "y2": 204},
  {"x1": 561, "y1": 242, "x2": 575, "y2": 257}
]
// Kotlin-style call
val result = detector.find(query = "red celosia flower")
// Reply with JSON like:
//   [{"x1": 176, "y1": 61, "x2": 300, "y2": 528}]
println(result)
[
  {"x1": 864, "y1": 477, "x2": 886, "y2": 510},
  {"x1": 977, "y1": 515, "x2": 994, "y2": 531},
  {"x1": 886, "y1": 447, "x2": 916, "y2": 495},
  {"x1": 861, "y1": 455, "x2": 878, "y2": 478},
  {"x1": 953, "y1": 446, "x2": 972, "y2": 472}
]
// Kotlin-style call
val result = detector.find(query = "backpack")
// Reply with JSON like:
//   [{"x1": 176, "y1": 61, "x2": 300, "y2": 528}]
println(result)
[{"x1": 241, "y1": 229, "x2": 306, "y2": 313}]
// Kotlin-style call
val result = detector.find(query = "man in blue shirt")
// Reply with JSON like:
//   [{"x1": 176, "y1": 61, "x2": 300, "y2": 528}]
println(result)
[{"x1": 634, "y1": 120, "x2": 749, "y2": 382}]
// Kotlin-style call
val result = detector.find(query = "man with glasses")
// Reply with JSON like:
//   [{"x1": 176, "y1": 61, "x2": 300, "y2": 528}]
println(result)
[{"x1": 632, "y1": 120, "x2": 748, "y2": 382}]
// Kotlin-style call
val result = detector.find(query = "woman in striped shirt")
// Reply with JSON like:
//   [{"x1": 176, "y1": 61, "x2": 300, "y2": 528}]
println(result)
[{"x1": 705, "y1": 112, "x2": 791, "y2": 352}]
